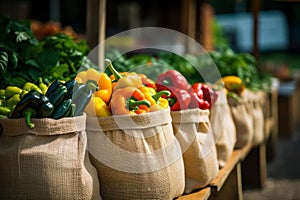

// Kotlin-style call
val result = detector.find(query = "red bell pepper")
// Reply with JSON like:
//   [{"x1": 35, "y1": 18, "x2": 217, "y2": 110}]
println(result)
[
  {"x1": 156, "y1": 70, "x2": 190, "y2": 92},
  {"x1": 189, "y1": 83, "x2": 218, "y2": 110},
  {"x1": 189, "y1": 89, "x2": 210, "y2": 110},
  {"x1": 167, "y1": 87, "x2": 191, "y2": 111}
]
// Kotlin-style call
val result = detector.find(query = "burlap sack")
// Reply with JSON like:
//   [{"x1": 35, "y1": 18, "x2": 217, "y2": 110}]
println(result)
[
  {"x1": 210, "y1": 89, "x2": 236, "y2": 168},
  {"x1": 228, "y1": 90, "x2": 254, "y2": 149},
  {"x1": 0, "y1": 114, "x2": 101, "y2": 200},
  {"x1": 86, "y1": 108, "x2": 185, "y2": 200},
  {"x1": 247, "y1": 90, "x2": 266, "y2": 146},
  {"x1": 171, "y1": 108, "x2": 219, "y2": 194}
]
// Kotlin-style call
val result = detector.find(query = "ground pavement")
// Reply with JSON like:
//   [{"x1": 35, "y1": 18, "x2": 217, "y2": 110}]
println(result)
[{"x1": 243, "y1": 128, "x2": 300, "y2": 200}]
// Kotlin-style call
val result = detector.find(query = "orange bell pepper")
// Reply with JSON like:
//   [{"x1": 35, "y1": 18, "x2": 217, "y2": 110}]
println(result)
[
  {"x1": 110, "y1": 87, "x2": 151, "y2": 115},
  {"x1": 94, "y1": 72, "x2": 112, "y2": 104}
]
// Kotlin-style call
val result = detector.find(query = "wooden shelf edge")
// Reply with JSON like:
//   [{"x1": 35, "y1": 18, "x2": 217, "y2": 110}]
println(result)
[
  {"x1": 264, "y1": 117, "x2": 273, "y2": 141},
  {"x1": 209, "y1": 150, "x2": 241, "y2": 191},
  {"x1": 237, "y1": 142, "x2": 253, "y2": 161},
  {"x1": 176, "y1": 187, "x2": 211, "y2": 200}
]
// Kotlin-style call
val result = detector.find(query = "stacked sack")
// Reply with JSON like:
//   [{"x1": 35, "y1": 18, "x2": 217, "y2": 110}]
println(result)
[
  {"x1": 83, "y1": 60, "x2": 185, "y2": 199},
  {"x1": 0, "y1": 80, "x2": 101, "y2": 199}
]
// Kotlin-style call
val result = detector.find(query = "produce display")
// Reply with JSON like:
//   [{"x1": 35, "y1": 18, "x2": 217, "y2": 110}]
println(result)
[
  {"x1": 75, "y1": 59, "x2": 215, "y2": 117},
  {"x1": 0, "y1": 15, "x2": 274, "y2": 200}
]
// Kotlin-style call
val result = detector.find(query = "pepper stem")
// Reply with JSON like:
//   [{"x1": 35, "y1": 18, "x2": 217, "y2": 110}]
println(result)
[
  {"x1": 168, "y1": 97, "x2": 177, "y2": 107},
  {"x1": 105, "y1": 59, "x2": 123, "y2": 81},
  {"x1": 152, "y1": 90, "x2": 171, "y2": 102},
  {"x1": 128, "y1": 99, "x2": 151, "y2": 111},
  {"x1": 23, "y1": 107, "x2": 35, "y2": 129},
  {"x1": 86, "y1": 80, "x2": 99, "y2": 92}
]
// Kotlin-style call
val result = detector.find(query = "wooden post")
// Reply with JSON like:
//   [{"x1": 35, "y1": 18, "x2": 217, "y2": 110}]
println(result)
[
  {"x1": 242, "y1": 143, "x2": 267, "y2": 189},
  {"x1": 86, "y1": 0, "x2": 106, "y2": 69},
  {"x1": 181, "y1": 0, "x2": 196, "y2": 53},
  {"x1": 198, "y1": 2, "x2": 214, "y2": 51},
  {"x1": 252, "y1": 0, "x2": 260, "y2": 62}
]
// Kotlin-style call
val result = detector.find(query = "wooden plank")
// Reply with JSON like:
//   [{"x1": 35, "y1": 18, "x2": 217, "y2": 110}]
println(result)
[
  {"x1": 176, "y1": 187, "x2": 211, "y2": 200},
  {"x1": 264, "y1": 117, "x2": 273, "y2": 141},
  {"x1": 237, "y1": 142, "x2": 253, "y2": 162},
  {"x1": 98, "y1": 0, "x2": 106, "y2": 69},
  {"x1": 209, "y1": 163, "x2": 243, "y2": 200},
  {"x1": 266, "y1": 89, "x2": 278, "y2": 161},
  {"x1": 209, "y1": 150, "x2": 241, "y2": 191}
]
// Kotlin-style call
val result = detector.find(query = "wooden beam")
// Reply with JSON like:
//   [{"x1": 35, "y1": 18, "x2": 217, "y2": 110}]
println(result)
[
  {"x1": 252, "y1": 0, "x2": 260, "y2": 61},
  {"x1": 86, "y1": 0, "x2": 106, "y2": 69}
]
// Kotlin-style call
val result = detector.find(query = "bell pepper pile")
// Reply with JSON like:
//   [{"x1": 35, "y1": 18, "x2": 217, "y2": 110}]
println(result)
[
  {"x1": 156, "y1": 69, "x2": 219, "y2": 111},
  {"x1": 76, "y1": 67, "x2": 112, "y2": 117},
  {"x1": 0, "y1": 79, "x2": 49, "y2": 118},
  {"x1": 107, "y1": 59, "x2": 172, "y2": 115},
  {"x1": 4, "y1": 78, "x2": 98, "y2": 128},
  {"x1": 77, "y1": 59, "x2": 172, "y2": 116}
]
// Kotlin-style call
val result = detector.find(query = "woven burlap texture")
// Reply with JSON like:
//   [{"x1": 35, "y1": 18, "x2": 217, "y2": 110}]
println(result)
[
  {"x1": 0, "y1": 114, "x2": 101, "y2": 200},
  {"x1": 228, "y1": 89, "x2": 254, "y2": 148},
  {"x1": 86, "y1": 108, "x2": 185, "y2": 200},
  {"x1": 246, "y1": 90, "x2": 266, "y2": 146},
  {"x1": 171, "y1": 108, "x2": 219, "y2": 194},
  {"x1": 210, "y1": 89, "x2": 237, "y2": 169}
]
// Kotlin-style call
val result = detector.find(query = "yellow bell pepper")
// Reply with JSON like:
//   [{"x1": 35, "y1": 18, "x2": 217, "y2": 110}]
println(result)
[
  {"x1": 75, "y1": 71, "x2": 88, "y2": 83},
  {"x1": 76, "y1": 68, "x2": 112, "y2": 105},
  {"x1": 85, "y1": 94, "x2": 111, "y2": 117},
  {"x1": 138, "y1": 86, "x2": 156, "y2": 105},
  {"x1": 138, "y1": 85, "x2": 170, "y2": 112},
  {"x1": 221, "y1": 75, "x2": 245, "y2": 95}
]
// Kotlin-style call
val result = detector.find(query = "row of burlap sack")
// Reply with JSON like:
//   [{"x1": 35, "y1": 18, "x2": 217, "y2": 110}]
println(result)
[
  {"x1": 227, "y1": 89, "x2": 267, "y2": 149},
  {"x1": 0, "y1": 88, "x2": 267, "y2": 199},
  {"x1": 83, "y1": 88, "x2": 267, "y2": 197},
  {"x1": 209, "y1": 88, "x2": 267, "y2": 171},
  {"x1": 0, "y1": 106, "x2": 221, "y2": 199},
  {"x1": 86, "y1": 106, "x2": 220, "y2": 197}
]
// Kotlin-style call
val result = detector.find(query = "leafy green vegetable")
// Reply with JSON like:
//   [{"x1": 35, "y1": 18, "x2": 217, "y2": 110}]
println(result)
[
  {"x1": 0, "y1": 16, "x2": 93, "y2": 88},
  {"x1": 209, "y1": 47, "x2": 272, "y2": 92}
]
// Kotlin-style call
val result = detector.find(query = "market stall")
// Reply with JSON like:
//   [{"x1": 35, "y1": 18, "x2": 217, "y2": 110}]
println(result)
[{"x1": 0, "y1": 1, "x2": 279, "y2": 199}]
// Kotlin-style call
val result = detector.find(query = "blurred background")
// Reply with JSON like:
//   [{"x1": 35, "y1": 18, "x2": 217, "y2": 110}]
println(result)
[{"x1": 1, "y1": 0, "x2": 299, "y2": 75}]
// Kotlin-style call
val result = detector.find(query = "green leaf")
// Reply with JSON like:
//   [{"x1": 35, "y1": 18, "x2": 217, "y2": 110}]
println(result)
[
  {"x1": 15, "y1": 31, "x2": 31, "y2": 43},
  {"x1": 49, "y1": 63, "x2": 69, "y2": 80},
  {"x1": 8, "y1": 76, "x2": 27, "y2": 88},
  {"x1": 37, "y1": 49, "x2": 59, "y2": 69},
  {"x1": 0, "y1": 51, "x2": 8, "y2": 73},
  {"x1": 25, "y1": 59, "x2": 39, "y2": 69}
]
